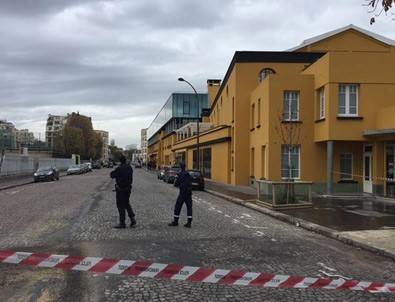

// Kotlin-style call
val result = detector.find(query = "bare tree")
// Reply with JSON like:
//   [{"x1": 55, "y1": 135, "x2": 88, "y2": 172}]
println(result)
[
  {"x1": 273, "y1": 110, "x2": 306, "y2": 175},
  {"x1": 364, "y1": 0, "x2": 395, "y2": 24},
  {"x1": 272, "y1": 106, "x2": 307, "y2": 203}
]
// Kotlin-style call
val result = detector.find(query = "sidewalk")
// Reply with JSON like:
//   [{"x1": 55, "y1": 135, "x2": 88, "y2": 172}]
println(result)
[
  {"x1": 204, "y1": 179, "x2": 395, "y2": 261},
  {"x1": 0, "y1": 175, "x2": 34, "y2": 190},
  {"x1": 1, "y1": 173, "x2": 394, "y2": 261}
]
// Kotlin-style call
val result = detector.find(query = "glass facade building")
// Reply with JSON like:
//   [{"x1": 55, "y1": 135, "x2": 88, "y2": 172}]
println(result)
[{"x1": 147, "y1": 93, "x2": 209, "y2": 146}]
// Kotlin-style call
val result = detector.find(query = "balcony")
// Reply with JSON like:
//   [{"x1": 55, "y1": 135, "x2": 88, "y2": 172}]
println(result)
[{"x1": 175, "y1": 122, "x2": 213, "y2": 142}]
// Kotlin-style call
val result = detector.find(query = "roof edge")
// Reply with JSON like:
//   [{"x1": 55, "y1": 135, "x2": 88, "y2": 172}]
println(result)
[{"x1": 287, "y1": 24, "x2": 395, "y2": 52}]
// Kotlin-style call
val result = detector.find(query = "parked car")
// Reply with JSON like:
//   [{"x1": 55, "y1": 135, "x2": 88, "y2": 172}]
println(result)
[
  {"x1": 82, "y1": 162, "x2": 93, "y2": 172},
  {"x1": 157, "y1": 165, "x2": 168, "y2": 180},
  {"x1": 107, "y1": 161, "x2": 114, "y2": 168},
  {"x1": 174, "y1": 169, "x2": 205, "y2": 190},
  {"x1": 34, "y1": 166, "x2": 59, "y2": 182},
  {"x1": 134, "y1": 162, "x2": 142, "y2": 168},
  {"x1": 67, "y1": 164, "x2": 83, "y2": 175},
  {"x1": 91, "y1": 161, "x2": 101, "y2": 169},
  {"x1": 163, "y1": 165, "x2": 181, "y2": 183},
  {"x1": 188, "y1": 169, "x2": 205, "y2": 190}
]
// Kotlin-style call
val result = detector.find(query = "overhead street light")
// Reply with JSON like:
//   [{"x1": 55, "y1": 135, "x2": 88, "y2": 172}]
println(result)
[{"x1": 178, "y1": 77, "x2": 200, "y2": 170}]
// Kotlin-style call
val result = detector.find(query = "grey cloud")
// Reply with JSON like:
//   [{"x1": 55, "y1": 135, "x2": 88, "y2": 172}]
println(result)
[
  {"x1": 127, "y1": 0, "x2": 229, "y2": 29},
  {"x1": 0, "y1": 0, "x2": 96, "y2": 16},
  {"x1": 1, "y1": 0, "x2": 395, "y2": 148}
]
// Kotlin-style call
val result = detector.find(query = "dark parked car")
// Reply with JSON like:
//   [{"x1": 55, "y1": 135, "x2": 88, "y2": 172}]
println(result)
[
  {"x1": 34, "y1": 166, "x2": 59, "y2": 182},
  {"x1": 82, "y1": 162, "x2": 93, "y2": 172},
  {"x1": 188, "y1": 170, "x2": 205, "y2": 190},
  {"x1": 157, "y1": 165, "x2": 168, "y2": 180},
  {"x1": 174, "y1": 169, "x2": 205, "y2": 190},
  {"x1": 91, "y1": 161, "x2": 101, "y2": 169},
  {"x1": 163, "y1": 165, "x2": 181, "y2": 183},
  {"x1": 67, "y1": 164, "x2": 83, "y2": 175}
]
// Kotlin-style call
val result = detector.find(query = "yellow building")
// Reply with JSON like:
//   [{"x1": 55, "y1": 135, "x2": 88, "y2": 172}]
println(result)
[{"x1": 149, "y1": 25, "x2": 395, "y2": 197}]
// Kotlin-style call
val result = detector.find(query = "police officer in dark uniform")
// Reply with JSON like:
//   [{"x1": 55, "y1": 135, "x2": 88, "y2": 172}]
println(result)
[
  {"x1": 110, "y1": 155, "x2": 136, "y2": 228},
  {"x1": 168, "y1": 162, "x2": 193, "y2": 228}
]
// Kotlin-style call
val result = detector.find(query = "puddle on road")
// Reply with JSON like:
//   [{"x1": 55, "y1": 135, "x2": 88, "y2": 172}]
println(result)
[
  {"x1": 280, "y1": 198, "x2": 395, "y2": 232},
  {"x1": 342, "y1": 209, "x2": 393, "y2": 218}
]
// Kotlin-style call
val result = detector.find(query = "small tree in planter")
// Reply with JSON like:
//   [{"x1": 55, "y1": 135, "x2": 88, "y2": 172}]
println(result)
[{"x1": 272, "y1": 94, "x2": 306, "y2": 204}]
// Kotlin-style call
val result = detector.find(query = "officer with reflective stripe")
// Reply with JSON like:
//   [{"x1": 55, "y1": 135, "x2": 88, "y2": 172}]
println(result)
[
  {"x1": 110, "y1": 155, "x2": 136, "y2": 228},
  {"x1": 168, "y1": 162, "x2": 193, "y2": 228}
]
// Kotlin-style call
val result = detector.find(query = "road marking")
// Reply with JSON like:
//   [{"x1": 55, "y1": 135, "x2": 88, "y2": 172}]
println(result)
[
  {"x1": 7, "y1": 190, "x2": 20, "y2": 195},
  {"x1": 317, "y1": 262, "x2": 337, "y2": 272},
  {"x1": 254, "y1": 231, "x2": 265, "y2": 237}
]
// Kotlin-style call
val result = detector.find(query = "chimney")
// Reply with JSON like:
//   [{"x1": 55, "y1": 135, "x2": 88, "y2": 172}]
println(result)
[{"x1": 207, "y1": 79, "x2": 221, "y2": 107}]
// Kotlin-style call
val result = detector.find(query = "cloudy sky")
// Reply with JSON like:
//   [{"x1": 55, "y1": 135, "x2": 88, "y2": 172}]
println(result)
[{"x1": 1, "y1": 0, "x2": 394, "y2": 148}]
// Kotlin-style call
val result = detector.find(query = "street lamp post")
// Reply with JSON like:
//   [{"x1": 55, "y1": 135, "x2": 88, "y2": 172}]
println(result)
[{"x1": 178, "y1": 77, "x2": 200, "y2": 170}]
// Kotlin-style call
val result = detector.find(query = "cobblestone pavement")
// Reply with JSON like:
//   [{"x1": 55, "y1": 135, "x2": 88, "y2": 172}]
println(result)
[{"x1": 0, "y1": 168, "x2": 394, "y2": 301}]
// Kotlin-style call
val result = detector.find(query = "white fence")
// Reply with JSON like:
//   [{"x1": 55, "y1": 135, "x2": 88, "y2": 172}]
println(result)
[{"x1": 0, "y1": 153, "x2": 72, "y2": 177}]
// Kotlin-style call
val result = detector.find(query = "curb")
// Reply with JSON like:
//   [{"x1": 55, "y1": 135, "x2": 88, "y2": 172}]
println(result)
[
  {"x1": 0, "y1": 172, "x2": 67, "y2": 192},
  {"x1": 205, "y1": 189, "x2": 395, "y2": 262}
]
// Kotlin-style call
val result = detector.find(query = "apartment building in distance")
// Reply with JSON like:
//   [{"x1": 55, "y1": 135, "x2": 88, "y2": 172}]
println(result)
[
  {"x1": 140, "y1": 128, "x2": 148, "y2": 164},
  {"x1": 45, "y1": 114, "x2": 68, "y2": 149},
  {"x1": 0, "y1": 119, "x2": 17, "y2": 150},
  {"x1": 95, "y1": 130, "x2": 109, "y2": 162},
  {"x1": 147, "y1": 25, "x2": 395, "y2": 198},
  {"x1": 16, "y1": 129, "x2": 35, "y2": 145},
  {"x1": 0, "y1": 120, "x2": 41, "y2": 151}
]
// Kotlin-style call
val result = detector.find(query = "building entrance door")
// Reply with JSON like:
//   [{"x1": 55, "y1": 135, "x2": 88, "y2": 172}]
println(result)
[{"x1": 363, "y1": 145, "x2": 373, "y2": 194}]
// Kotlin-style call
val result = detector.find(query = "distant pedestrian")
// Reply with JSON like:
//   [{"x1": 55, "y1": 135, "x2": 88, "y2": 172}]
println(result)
[
  {"x1": 110, "y1": 155, "x2": 136, "y2": 229},
  {"x1": 168, "y1": 162, "x2": 193, "y2": 228}
]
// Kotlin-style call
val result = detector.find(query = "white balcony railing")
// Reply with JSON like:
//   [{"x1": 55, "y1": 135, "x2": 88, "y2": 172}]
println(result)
[{"x1": 175, "y1": 122, "x2": 213, "y2": 142}]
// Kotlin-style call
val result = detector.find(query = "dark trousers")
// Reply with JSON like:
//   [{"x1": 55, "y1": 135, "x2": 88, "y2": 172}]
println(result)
[
  {"x1": 116, "y1": 188, "x2": 135, "y2": 225},
  {"x1": 173, "y1": 191, "x2": 193, "y2": 221}
]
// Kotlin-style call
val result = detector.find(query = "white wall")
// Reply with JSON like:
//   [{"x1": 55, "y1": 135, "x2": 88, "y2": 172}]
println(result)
[{"x1": 0, "y1": 153, "x2": 72, "y2": 177}]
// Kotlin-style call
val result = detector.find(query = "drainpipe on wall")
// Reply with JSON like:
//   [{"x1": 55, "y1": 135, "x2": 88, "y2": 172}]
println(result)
[{"x1": 327, "y1": 140, "x2": 334, "y2": 195}]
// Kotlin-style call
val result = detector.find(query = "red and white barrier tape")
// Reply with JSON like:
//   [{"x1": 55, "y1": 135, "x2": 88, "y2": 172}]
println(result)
[
  {"x1": 332, "y1": 171, "x2": 395, "y2": 182},
  {"x1": 1, "y1": 251, "x2": 394, "y2": 293}
]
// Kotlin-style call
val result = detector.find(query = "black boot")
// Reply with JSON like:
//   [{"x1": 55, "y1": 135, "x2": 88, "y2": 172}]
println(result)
[
  {"x1": 184, "y1": 218, "x2": 192, "y2": 228},
  {"x1": 114, "y1": 224, "x2": 126, "y2": 229},
  {"x1": 130, "y1": 217, "x2": 137, "y2": 227},
  {"x1": 169, "y1": 216, "x2": 179, "y2": 226}
]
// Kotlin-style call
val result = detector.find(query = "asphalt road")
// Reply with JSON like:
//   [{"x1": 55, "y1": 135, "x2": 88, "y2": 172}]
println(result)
[{"x1": 0, "y1": 168, "x2": 394, "y2": 301}]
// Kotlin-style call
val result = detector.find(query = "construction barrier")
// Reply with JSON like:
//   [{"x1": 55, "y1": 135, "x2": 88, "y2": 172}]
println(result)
[{"x1": 0, "y1": 250, "x2": 394, "y2": 293}]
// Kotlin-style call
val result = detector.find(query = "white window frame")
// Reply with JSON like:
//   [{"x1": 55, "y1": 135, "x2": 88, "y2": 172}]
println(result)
[
  {"x1": 338, "y1": 84, "x2": 358, "y2": 116},
  {"x1": 283, "y1": 91, "x2": 299, "y2": 121},
  {"x1": 319, "y1": 88, "x2": 325, "y2": 119},
  {"x1": 340, "y1": 153, "x2": 353, "y2": 180},
  {"x1": 281, "y1": 145, "x2": 300, "y2": 179}
]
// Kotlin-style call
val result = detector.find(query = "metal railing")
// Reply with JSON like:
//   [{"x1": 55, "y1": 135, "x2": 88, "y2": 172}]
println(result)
[{"x1": 256, "y1": 180, "x2": 313, "y2": 209}]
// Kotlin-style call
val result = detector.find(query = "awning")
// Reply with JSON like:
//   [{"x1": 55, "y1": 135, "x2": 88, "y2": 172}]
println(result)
[{"x1": 363, "y1": 128, "x2": 395, "y2": 136}]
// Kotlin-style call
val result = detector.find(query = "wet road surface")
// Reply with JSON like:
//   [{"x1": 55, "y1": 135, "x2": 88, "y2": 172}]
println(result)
[{"x1": 204, "y1": 181, "x2": 395, "y2": 232}]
